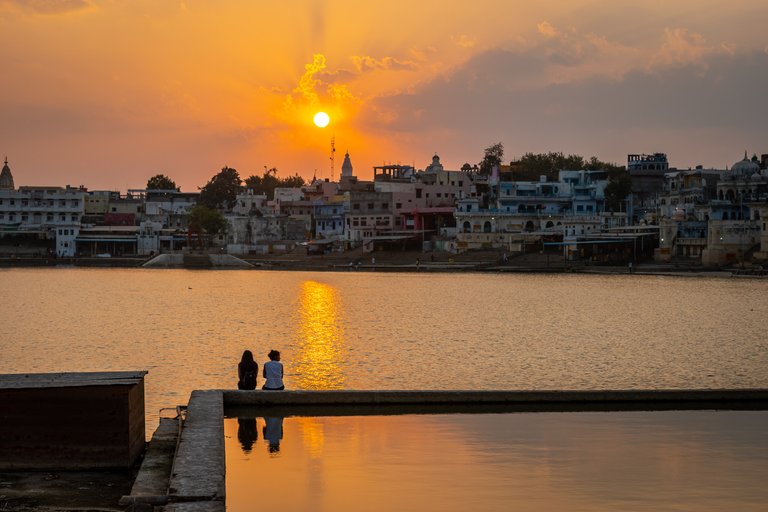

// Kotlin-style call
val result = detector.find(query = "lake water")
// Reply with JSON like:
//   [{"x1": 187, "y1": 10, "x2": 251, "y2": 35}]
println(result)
[
  {"x1": 1, "y1": 268, "x2": 767, "y2": 429},
  {"x1": 224, "y1": 410, "x2": 768, "y2": 512}
]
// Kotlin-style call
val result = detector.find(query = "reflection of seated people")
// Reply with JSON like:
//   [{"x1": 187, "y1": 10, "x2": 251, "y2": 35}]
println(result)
[
  {"x1": 263, "y1": 416, "x2": 284, "y2": 453},
  {"x1": 237, "y1": 418, "x2": 257, "y2": 453}
]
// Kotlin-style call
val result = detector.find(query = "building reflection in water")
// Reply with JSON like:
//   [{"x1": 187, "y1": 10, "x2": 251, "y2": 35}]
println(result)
[{"x1": 294, "y1": 280, "x2": 346, "y2": 390}]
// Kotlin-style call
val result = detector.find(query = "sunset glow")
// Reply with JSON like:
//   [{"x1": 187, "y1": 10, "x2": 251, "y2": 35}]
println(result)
[{"x1": 1, "y1": 1, "x2": 767, "y2": 191}]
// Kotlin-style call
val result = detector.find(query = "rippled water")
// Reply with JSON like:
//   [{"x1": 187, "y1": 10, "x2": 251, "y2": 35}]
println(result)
[{"x1": 1, "y1": 268, "x2": 767, "y2": 428}]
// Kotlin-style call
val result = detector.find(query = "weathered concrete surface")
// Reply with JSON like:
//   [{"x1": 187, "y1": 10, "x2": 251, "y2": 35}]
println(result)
[
  {"x1": 0, "y1": 371, "x2": 147, "y2": 470},
  {"x1": 0, "y1": 469, "x2": 135, "y2": 511},
  {"x1": 168, "y1": 391, "x2": 224, "y2": 503},
  {"x1": 120, "y1": 416, "x2": 179, "y2": 507},
  {"x1": 223, "y1": 388, "x2": 768, "y2": 407},
  {"x1": 161, "y1": 501, "x2": 225, "y2": 512},
  {"x1": 143, "y1": 254, "x2": 252, "y2": 268}
]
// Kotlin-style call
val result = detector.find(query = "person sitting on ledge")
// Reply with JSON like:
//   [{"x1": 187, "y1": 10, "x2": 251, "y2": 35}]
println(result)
[
  {"x1": 237, "y1": 350, "x2": 258, "y2": 390},
  {"x1": 262, "y1": 350, "x2": 285, "y2": 390}
]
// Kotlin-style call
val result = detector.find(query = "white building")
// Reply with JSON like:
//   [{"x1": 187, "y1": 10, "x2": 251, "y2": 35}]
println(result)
[{"x1": 0, "y1": 160, "x2": 86, "y2": 257}]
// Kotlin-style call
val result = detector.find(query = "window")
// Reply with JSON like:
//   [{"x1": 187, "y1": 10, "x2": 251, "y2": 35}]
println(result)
[
  {"x1": 352, "y1": 203, "x2": 360, "y2": 210},
  {"x1": 577, "y1": 205, "x2": 583, "y2": 212},
  {"x1": 71, "y1": 214, "x2": 78, "y2": 221},
  {"x1": 367, "y1": 203, "x2": 374, "y2": 209},
  {"x1": 381, "y1": 203, "x2": 389, "y2": 209},
  {"x1": 416, "y1": 189, "x2": 422, "y2": 198},
  {"x1": 396, "y1": 203, "x2": 402, "y2": 209}
]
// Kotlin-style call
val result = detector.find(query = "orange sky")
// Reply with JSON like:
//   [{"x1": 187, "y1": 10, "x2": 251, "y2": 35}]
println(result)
[{"x1": 1, "y1": 0, "x2": 767, "y2": 191}]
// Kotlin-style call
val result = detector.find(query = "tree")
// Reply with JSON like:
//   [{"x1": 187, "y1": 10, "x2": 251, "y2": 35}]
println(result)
[
  {"x1": 199, "y1": 167, "x2": 242, "y2": 210},
  {"x1": 604, "y1": 168, "x2": 632, "y2": 212},
  {"x1": 146, "y1": 174, "x2": 178, "y2": 191},
  {"x1": 188, "y1": 204, "x2": 227, "y2": 247},
  {"x1": 478, "y1": 142, "x2": 504, "y2": 176},
  {"x1": 244, "y1": 167, "x2": 305, "y2": 200}
]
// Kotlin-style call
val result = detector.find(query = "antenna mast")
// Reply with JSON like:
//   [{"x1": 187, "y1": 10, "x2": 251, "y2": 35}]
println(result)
[{"x1": 330, "y1": 136, "x2": 336, "y2": 181}]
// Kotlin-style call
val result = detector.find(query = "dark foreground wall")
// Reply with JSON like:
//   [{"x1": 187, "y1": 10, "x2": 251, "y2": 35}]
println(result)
[{"x1": 0, "y1": 371, "x2": 147, "y2": 470}]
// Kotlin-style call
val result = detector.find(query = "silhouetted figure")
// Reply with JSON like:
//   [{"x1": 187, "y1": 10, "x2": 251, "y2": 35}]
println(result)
[
  {"x1": 263, "y1": 416, "x2": 284, "y2": 453},
  {"x1": 238, "y1": 350, "x2": 258, "y2": 390},
  {"x1": 237, "y1": 418, "x2": 257, "y2": 453},
  {"x1": 262, "y1": 350, "x2": 285, "y2": 390}
]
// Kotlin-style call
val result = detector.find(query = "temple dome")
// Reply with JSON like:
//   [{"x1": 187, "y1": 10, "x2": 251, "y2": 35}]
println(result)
[
  {"x1": 341, "y1": 151, "x2": 353, "y2": 178},
  {"x1": 730, "y1": 152, "x2": 759, "y2": 177},
  {"x1": 0, "y1": 157, "x2": 14, "y2": 190}
]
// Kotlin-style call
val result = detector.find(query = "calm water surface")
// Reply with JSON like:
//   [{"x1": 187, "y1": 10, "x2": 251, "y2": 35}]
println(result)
[
  {"x1": 225, "y1": 410, "x2": 768, "y2": 512},
  {"x1": 1, "y1": 268, "x2": 767, "y2": 428}
]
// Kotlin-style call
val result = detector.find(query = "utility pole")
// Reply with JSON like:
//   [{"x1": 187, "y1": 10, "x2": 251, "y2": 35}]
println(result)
[{"x1": 330, "y1": 137, "x2": 336, "y2": 182}]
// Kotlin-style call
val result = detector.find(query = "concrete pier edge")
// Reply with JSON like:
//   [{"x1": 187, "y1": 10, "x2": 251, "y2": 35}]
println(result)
[
  {"x1": 154, "y1": 388, "x2": 767, "y2": 511},
  {"x1": 222, "y1": 388, "x2": 768, "y2": 406}
]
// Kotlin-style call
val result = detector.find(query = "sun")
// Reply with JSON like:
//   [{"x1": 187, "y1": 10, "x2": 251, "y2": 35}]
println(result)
[{"x1": 313, "y1": 111, "x2": 330, "y2": 128}]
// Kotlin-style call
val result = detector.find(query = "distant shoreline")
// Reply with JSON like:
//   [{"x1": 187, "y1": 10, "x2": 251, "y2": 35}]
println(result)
[{"x1": 1, "y1": 255, "x2": 763, "y2": 278}]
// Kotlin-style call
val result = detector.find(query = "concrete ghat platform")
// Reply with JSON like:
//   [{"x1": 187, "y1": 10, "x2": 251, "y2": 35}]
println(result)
[
  {"x1": 155, "y1": 388, "x2": 767, "y2": 511},
  {"x1": 223, "y1": 388, "x2": 768, "y2": 407}
]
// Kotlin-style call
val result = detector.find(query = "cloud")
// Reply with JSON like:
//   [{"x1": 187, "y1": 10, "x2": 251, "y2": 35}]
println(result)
[
  {"x1": 366, "y1": 47, "x2": 768, "y2": 166},
  {"x1": 537, "y1": 21, "x2": 558, "y2": 38},
  {"x1": 294, "y1": 54, "x2": 327, "y2": 105},
  {"x1": 649, "y1": 28, "x2": 716, "y2": 70},
  {"x1": 452, "y1": 35, "x2": 477, "y2": 49},
  {"x1": 351, "y1": 55, "x2": 419, "y2": 73},
  {"x1": 1, "y1": 0, "x2": 93, "y2": 14}
]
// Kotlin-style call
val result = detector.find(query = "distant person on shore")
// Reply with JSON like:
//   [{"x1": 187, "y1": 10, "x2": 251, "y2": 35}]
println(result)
[
  {"x1": 262, "y1": 350, "x2": 285, "y2": 390},
  {"x1": 237, "y1": 350, "x2": 258, "y2": 390}
]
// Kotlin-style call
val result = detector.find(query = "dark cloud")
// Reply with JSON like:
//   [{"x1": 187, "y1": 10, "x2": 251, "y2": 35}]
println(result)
[{"x1": 367, "y1": 48, "x2": 768, "y2": 166}]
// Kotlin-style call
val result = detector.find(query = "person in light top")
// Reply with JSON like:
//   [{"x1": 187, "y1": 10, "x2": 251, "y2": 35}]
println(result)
[{"x1": 262, "y1": 350, "x2": 284, "y2": 390}]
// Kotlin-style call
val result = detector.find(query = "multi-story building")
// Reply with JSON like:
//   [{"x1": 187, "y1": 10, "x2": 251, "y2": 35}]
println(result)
[
  {"x1": 657, "y1": 153, "x2": 767, "y2": 265},
  {"x1": 0, "y1": 160, "x2": 86, "y2": 257},
  {"x1": 344, "y1": 190, "x2": 394, "y2": 245}
]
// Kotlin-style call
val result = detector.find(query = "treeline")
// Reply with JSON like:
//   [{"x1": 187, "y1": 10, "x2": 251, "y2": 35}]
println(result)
[
  {"x1": 145, "y1": 167, "x2": 306, "y2": 242},
  {"x1": 144, "y1": 166, "x2": 306, "y2": 210}
]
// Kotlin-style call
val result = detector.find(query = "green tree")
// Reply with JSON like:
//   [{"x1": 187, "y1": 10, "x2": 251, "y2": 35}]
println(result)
[
  {"x1": 199, "y1": 167, "x2": 242, "y2": 210},
  {"x1": 189, "y1": 204, "x2": 227, "y2": 246},
  {"x1": 478, "y1": 142, "x2": 504, "y2": 176},
  {"x1": 245, "y1": 167, "x2": 305, "y2": 200},
  {"x1": 146, "y1": 174, "x2": 178, "y2": 191},
  {"x1": 604, "y1": 168, "x2": 632, "y2": 212}
]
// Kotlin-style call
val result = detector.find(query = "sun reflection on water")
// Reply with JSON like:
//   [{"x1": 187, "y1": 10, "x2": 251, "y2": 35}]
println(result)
[{"x1": 294, "y1": 280, "x2": 346, "y2": 390}]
